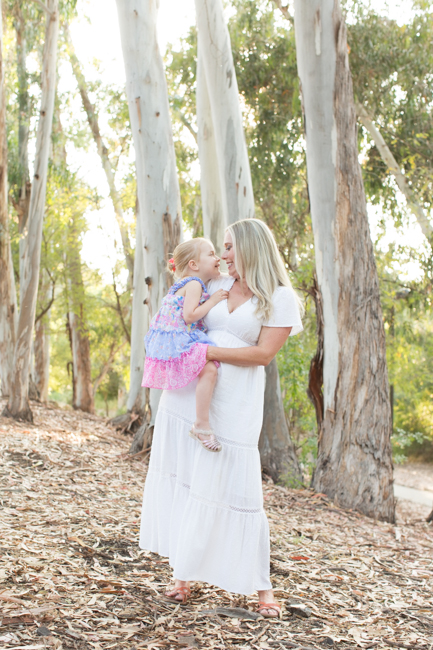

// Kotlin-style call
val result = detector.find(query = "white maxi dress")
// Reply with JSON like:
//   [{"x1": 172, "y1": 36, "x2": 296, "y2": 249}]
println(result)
[{"x1": 139, "y1": 275, "x2": 303, "y2": 595}]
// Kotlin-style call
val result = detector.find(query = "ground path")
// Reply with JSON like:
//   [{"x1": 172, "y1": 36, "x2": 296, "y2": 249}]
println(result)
[{"x1": 0, "y1": 401, "x2": 432, "y2": 650}]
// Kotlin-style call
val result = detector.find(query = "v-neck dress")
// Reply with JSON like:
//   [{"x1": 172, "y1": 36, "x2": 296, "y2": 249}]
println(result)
[{"x1": 139, "y1": 275, "x2": 303, "y2": 595}]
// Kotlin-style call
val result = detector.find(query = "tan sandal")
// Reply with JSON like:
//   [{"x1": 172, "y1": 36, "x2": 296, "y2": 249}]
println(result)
[
  {"x1": 164, "y1": 585, "x2": 191, "y2": 604},
  {"x1": 189, "y1": 425, "x2": 222, "y2": 452},
  {"x1": 257, "y1": 601, "x2": 281, "y2": 618}
]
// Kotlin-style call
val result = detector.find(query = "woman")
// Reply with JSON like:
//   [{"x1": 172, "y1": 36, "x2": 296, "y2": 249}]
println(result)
[{"x1": 139, "y1": 218, "x2": 303, "y2": 616}]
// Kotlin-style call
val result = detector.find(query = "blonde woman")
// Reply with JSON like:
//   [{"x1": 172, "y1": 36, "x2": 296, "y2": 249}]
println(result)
[{"x1": 139, "y1": 219, "x2": 303, "y2": 616}]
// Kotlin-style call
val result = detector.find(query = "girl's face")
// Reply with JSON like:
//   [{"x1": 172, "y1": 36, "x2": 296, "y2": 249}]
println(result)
[
  {"x1": 196, "y1": 241, "x2": 221, "y2": 281},
  {"x1": 222, "y1": 232, "x2": 240, "y2": 279}
]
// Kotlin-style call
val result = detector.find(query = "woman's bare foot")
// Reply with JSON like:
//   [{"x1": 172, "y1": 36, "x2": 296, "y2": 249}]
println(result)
[
  {"x1": 165, "y1": 579, "x2": 191, "y2": 603},
  {"x1": 257, "y1": 588, "x2": 280, "y2": 618}
]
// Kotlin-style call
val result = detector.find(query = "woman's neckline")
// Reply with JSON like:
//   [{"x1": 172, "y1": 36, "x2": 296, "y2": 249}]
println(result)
[{"x1": 225, "y1": 277, "x2": 253, "y2": 315}]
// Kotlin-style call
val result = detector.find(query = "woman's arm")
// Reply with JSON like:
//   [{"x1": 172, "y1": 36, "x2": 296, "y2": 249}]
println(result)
[{"x1": 206, "y1": 326, "x2": 292, "y2": 367}]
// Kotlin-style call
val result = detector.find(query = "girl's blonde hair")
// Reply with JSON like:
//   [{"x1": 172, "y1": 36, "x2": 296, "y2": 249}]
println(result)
[
  {"x1": 168, "y1": 237, "x2": 212, "y2": 277},
  {"x1": 226, "y1": 218, "x2": 303, "y2": 322}
]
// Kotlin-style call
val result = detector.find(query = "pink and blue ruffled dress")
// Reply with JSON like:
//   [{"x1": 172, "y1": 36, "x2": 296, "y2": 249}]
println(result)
[{"x1": 141, "y1": 276, "x2": 216, "y2": 391}]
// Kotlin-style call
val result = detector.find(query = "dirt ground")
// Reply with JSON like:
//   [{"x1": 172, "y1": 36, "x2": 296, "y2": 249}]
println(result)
[
  {"x1": 394, "y1": 463, "x2": 433, "y2": 493},
  {"x1": 0, "y1": 400, "x2": 432, "y2": 650}
]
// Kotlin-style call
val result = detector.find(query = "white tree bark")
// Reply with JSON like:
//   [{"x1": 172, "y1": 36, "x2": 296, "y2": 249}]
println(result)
[
  {"x1": 195, "y1": 0, "x2": 301, "y2": 482},
  {"x1": 294, "y1": 0, "x2": 394, "y2": 521},
  {"x1": 195, "y1": 0, "x2": 255, "y2": 227},
  {"x1": 196, "y1": 48, "x2": 226, "y2": 254},
  {"x1": 115, "y1": 0, "x2": 182, "y2": 444},
  {"x1": 64, "y1": 23, "x2": 135, "y2": 285},
  {"x1": 3, "y1": 0, "x2": 59, "y2": 422},
  {"x1": 356, "y1": 102, "x2": 433, "y2": 241},
  {"x1": 0, "y1": 0, "x2": 18, "y2": 397}
]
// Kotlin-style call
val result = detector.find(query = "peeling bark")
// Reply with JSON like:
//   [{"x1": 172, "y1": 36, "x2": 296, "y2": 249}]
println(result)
[
  {"x1": 3, "y1": 0, "x2": 59, "y2": 422},
  {"x1": 115, "y1": 0, "x2": 183, "y2": 452},
  {"x1": 0, "y1": 1, "x2": 17, "y2": 397},
  {"x1": 294, "y1": 0, "x2": 394, "y2": 522}
]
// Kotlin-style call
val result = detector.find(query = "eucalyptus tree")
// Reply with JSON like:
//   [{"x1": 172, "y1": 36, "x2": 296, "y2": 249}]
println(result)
[
  {"x1": 115, "y1": 0, "x2": 183, "y2": 451},
  {"x1": 293, "y1": 0, "x2": 394, "y2": 521},
  {"x1": 0, "y1": 0, "x2": 17, "y2": 398},
  {"x1": 63, "y1": 22, "x2": 135, "y2": 288},
  {"x1": 195, "y1": 0, "x2": 302, "y2": 484},
  {"x1": 3, "y1": 0, "x2": 59, "y2": 422}
]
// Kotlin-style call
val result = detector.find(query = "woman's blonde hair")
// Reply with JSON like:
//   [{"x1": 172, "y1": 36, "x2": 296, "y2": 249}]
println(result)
[
  {"x1": 168, "y1": 237, "x2": 212, "y2": 277},
  {"x1": 226, "y1": 219, "x2": 303, "y2": 322}
]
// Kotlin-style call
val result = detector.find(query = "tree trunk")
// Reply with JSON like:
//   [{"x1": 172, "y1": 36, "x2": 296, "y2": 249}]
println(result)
[
  {"x1": 33, "y1": 270, "x2": 51, "y2": 402},
  {"x1": 3, "y1": 0, "x2": 59, "y2": 422},
  {"x1": 64, "y1": 22, "x2": 135, "y2": 286},
  {"x1": 259, "y1": 358, "x2": 303, "y2": 485},
  {"x1": 0, "y1": 1, "x2": 18, "y2": 398},
  {"x1": 195, "y1": 0, "x2": 301, "y2": 482},
  {"x1": 115, "y1": 0, "x2": 183, "y2": 451},
  {"x1": 196, "y1": 50, "x2": 226, "y2": 254},
  {"x1": 66, "y1": 227, "x2": 94, "y2": 414},
  {"x1": 14, "y1": 6, "x2": 31, "y2": 283},
  {"x1": 195, "y1": 0, "x2": 255, "y2": 227},
  {"x1": 356, "y1": 102, "x2": 432, "y2": 242},
  {"x1": 294, "y1": 0, "x2": 394, "y2": 522}
]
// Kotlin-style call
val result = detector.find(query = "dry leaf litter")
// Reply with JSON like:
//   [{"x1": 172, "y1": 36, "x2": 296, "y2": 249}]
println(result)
[{"x1": 1, "y1": 399, "x2": 432, "y2": 650}]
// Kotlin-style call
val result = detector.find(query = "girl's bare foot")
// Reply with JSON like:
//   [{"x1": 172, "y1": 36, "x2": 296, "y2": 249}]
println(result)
[
  {"x1": 257, "y1": 588, "x2": 280, "y2": 618},
  {"x1": 165, "y1": 579, "x2": 191, "y2": 603}
]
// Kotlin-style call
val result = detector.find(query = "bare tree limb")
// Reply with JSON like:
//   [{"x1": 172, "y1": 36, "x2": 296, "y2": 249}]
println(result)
[
  {"x1": 356, "y1": 102, "x2": 432, "y2": 242},
  {"x1": 173, "y1": 107, "x2": 198, "y2": 143},
  {"x1": 270, "y1": 0, "x2": 292, "y2": 22},
  {"x1": 31, "y1": 0, "x2": 52, "y2": 15},
  {"x1": 35, "y1": 280, "x2": 55, "y2": 324}
]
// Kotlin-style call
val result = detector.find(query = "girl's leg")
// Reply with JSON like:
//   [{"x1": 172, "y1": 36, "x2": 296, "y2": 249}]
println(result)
[{"x1": 194, "y1": 361, "x2": 218, "y2": 431}]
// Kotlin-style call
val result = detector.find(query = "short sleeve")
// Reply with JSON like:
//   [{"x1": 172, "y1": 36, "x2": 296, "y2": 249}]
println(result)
[{"x1": 263, "y1": 286, "x2": 303, "y2": 336}]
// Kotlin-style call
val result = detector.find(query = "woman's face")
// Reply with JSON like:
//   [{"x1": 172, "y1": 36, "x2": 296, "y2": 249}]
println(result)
[{"x1": 222, "y1": 232, "x2": 240, "y2": 280}]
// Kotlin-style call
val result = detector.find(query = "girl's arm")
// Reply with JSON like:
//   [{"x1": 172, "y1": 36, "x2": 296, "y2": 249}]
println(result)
[
  {"x1": 206, "y1": 326, "x2": 292, "y2": 367},
  {"x1": 183, "y1": 281, "x2": 228, "y2": 325}
]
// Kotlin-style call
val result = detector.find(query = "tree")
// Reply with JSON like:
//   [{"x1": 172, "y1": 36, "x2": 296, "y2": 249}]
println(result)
[
  {"x1": 3, "y1": 0, "x2": 59, "y2": 422},
  {"x1": 0, "y1": 0, "x2": 18, "y2": 398},
  {"x1": 63, "y1": 22, "x2": 135, "y2": 287},
  {"x1": 195, "y1": 0, "x2": 302, "y2": 483},
  {"x1": 115, "y1": 0, "x2": 183, "y2": 451},
  {"x1": 293, "y1": 0, "x2": 395, "y2": 521}
]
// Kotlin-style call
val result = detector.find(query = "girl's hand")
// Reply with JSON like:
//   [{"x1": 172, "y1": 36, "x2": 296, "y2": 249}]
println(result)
[{"x1": 209, "y1": 289, "x2": 229, "y2": 305}]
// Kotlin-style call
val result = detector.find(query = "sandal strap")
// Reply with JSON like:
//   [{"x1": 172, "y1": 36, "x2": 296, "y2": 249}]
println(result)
[{"x1": 258, "y1": 602, "x2": 281, "y2": 611}]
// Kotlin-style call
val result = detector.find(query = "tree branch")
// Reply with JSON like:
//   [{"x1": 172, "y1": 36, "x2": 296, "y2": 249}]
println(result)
[
  {"x1": 356, "y1": 102, "x2": 433, "y2": 242},
  {"x1": 270, "y1": 0, "x2": 292, "y2": 22},
  {"x1": 35, "y1": 281, "x2": 55, "y2": 324},
  {"x1": 31, "y1": 0, "x2": 52, "y2": 15}
]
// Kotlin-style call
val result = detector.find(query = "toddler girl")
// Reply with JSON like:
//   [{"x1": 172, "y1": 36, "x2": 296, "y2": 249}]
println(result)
[{"x1": 141, "y1": 238, "x2": 228, "y2": 452}]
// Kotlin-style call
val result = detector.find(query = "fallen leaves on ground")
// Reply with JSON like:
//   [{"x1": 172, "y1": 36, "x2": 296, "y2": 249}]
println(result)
[{"x1": 0, "y1": 399, "x2": 432, "y2": 650}]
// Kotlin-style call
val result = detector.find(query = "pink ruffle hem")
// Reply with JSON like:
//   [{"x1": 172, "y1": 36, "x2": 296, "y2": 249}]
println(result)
[{"x1": 142, "y1": 343, "x2": 218, "y2": 390}]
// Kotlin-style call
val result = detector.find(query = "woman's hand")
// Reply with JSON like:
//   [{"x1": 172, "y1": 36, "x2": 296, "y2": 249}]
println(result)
[{"x1": 206, "y1": 326, "x2": 292, "y2": 367}]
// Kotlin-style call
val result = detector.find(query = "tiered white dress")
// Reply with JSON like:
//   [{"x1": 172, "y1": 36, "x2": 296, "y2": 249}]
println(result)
[{"x1": 139, "y1": 275, "x2": 303, "y2": 595}]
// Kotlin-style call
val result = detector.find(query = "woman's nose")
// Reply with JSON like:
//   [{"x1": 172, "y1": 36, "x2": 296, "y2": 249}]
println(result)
[{"x1": 221, "y1": 250, "x2": 227, "y2": 259}]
